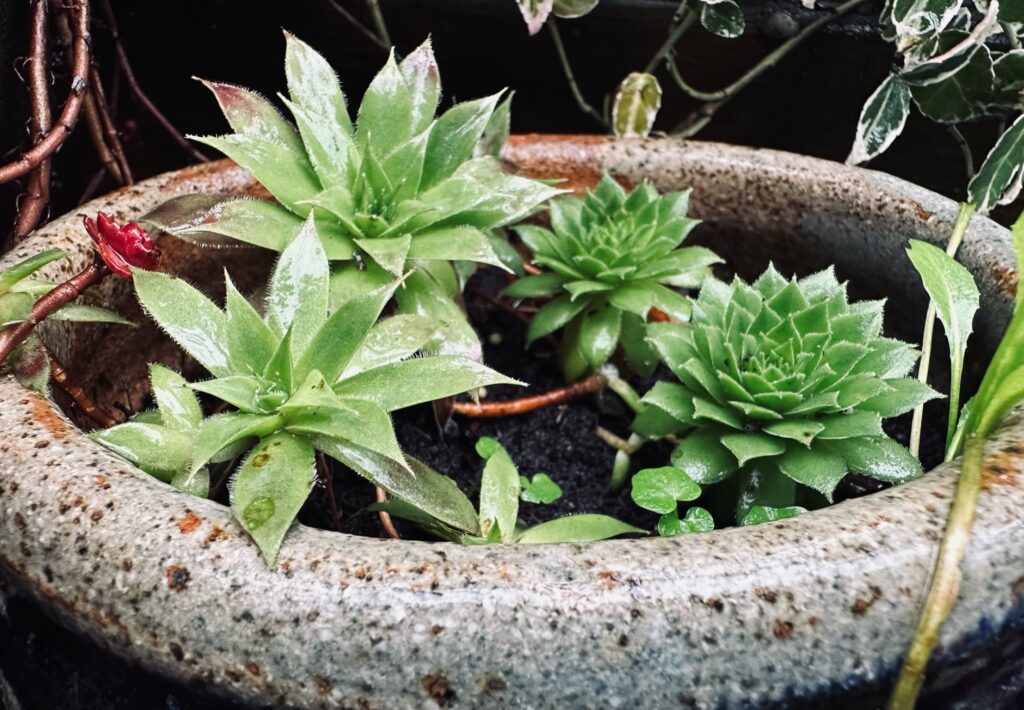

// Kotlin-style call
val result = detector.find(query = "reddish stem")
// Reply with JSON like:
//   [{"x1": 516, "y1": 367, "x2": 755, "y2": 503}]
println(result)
[
  {"x1": 49, "y1": 353, "x2": 119, "y2": 427},
  {"x1": 0, "y1": 0, "x2": 89, "y2": 185},
  {"x1": 0, "y1": 260, "x2": 109, "y2": 365},
  {"x1": 317, "y1": 452, "x2": 342, "y2": 531},
  {"x1": 452, "y1": 373, "x2": 606, "y2": 418},
  {"x1": 375, "y1": 487, "x2": 401, "y2": 539},
  {"x1": 13, "y1": 0, "x2": 53, "y2": 241}
]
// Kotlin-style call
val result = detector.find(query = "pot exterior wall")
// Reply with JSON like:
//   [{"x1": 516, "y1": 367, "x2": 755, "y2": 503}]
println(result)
[{"x1": 1, "y1": 137, "x2": 1022, "y2": 708}]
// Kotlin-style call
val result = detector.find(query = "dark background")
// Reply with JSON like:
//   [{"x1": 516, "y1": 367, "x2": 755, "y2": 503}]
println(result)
[{"x1": 0, "y1": 1, "x2": 1020, "y2": 708}]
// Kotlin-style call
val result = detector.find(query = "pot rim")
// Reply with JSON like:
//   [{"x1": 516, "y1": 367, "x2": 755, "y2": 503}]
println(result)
[{"x1": 2, "y1": 135, "x2": 1022, "y2": 708}]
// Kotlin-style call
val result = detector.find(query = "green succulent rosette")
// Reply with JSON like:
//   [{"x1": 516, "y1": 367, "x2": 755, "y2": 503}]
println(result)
[
  {"x1": 143, "y1": 34, "x2": 560, "y2": 360},
  {"x1": 506, "y1": 174, "x2": 721, "y2": 381},
  {"x1": 633, "y1": 266, "x2": 941, "y2": 522}
]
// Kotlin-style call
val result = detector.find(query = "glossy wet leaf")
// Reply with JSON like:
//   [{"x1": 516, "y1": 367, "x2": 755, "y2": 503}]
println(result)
[
  {"x1": 969, "y1": 113, "x2": 1024, "y2": 213},
  {"x1": 133, "y1": 269, "x2": 232, "y2": 377},
  {"x1": 700, "y1": 0, "x2": 745, "y2": 37},
  {"x1": 517, "y1": 515, "x2": 644, "y2": 544},
  {"x1": 740, "y1": 505, "x2": 806, "y2": 526},
  {"x1": 630, "y1": 466, "x2": 702, "y2": 515},
  {"x1": 848, "y1": 75, "x2": 912, "y2": 165},
  {"x1": 334, "y1": 355, "x2": 521, "y2": 412},
  {"x1": 519, "y1": 473, "x2": 563, "y2": 504},
  {"x1": 657, "y1": 506, "x2": 714, "y2": 536},
  {"x1": 342, "y1": 314, "x2": 435, "y2": 377},
  {"x1": 231, "y1": 431, "x2": 315, "y2": 565},
  {"x1": 284, "y1": 397, "x2": 405, "y2": 462},
  {"x1": 476, "y1": 437, "x2": 520, "y2": 543},
  {"x1": 92, "y1": 423, "x2": 193, "y2": 482},
  {"x1": 149, "y1": 364, "x2": 203, "y2": 433},
  {"x1": 394, "y1": 269, "x2": 482, "y2": 360},
  {"x1": 910, "y1": 42, "x2": 994, "y2": 123},
  {"x1": 191, "y1": 412, "x2": 282, "y2": 476},
  {"x1": 265, "y1": 215, "x2": 329, "y2": 359},
  {"x1": 0, "y1": 249, "x2": 65, "y2": 292}
]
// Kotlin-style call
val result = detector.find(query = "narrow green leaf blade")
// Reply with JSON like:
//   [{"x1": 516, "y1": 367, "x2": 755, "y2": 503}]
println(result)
[
  {"x1": 476, "y1": 437, "x2": 521, "y2": 544},
  {"x1": 517, "y1": 515, "x2": 644, "y2": 544}
]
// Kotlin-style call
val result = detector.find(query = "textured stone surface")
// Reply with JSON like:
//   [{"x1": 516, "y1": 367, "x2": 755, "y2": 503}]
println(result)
[{"x1": 1, "y1": 137, "x2": 1022, "y2": 708}]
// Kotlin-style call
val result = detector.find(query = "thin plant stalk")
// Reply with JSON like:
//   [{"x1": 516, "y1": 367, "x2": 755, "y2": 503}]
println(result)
[
  {"x1": 452, "y1": 373, "x2": 606, "y2": 417},
  {"x1": 909, "y1": 202, "x2": 976, "y2": 457},
  {"x1": 548, "y1": 19, "x2": 609, "y2": 130},
  {"x1": 0, "y1": 259, "x2": 109, "y2": 365},
  {"x1": 642, "y1": 1, "x2": 696, "y2": 75},
  {"x1": 671, "y1": 0, "x2": 869, "y2": 137},
  {"x1": 365, "y1": 0, "x2": 392, "y2": 48},
  {"x1": 13, "y1": 0, "x2": 53, "y2": 241},
  {"x1": 888, "y1": 434, "x2": 985, "y2": 709},
  {"x1": 325, "y1": 0, "x2": 389, "y2": 51}
]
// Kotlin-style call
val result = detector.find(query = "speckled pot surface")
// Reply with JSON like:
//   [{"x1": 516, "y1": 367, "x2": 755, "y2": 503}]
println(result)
[{"x1": 1, "y1": 136, "x2": 1023, "y2": 709}]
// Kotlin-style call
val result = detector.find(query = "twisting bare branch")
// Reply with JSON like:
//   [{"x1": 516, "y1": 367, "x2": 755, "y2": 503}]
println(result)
[
  {"x1": 0, "y1": 0, "x2": 89, "y2": 185},
  {"x1": 13, "y1": 0, "x2": 54, "y2": 241},
  {"x1": 48, "y1": 353, "x2": 120, "y2": 428},
  {"x1": 89, "y1": 65, "x2": 133, "y2": 184},
  {"x1": 376, "y1": 487, "x2": 401, "y2": 539},
  {"x1": 96, "y1": 0, "x2": 209, "y2": 163}
]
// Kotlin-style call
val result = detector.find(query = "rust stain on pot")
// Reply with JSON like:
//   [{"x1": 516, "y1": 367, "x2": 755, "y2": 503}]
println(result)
[
  {"x1": 990, "y1": 262, "x2": 1020, "y2": 301},
  {"x1": 912, "y1": 202, "x2": 933, "y2": 221},
  {"x1": 176, "y1": 509, "x2": 202, "y2": 534},
  {"x1": 851, "y1": 585, "x2": 883, "y2": 615},
  {"x1": 28, "y1": 396, "x2": 70, "y2": 440},
  {"x1": 754, "y1": 587, "x2": 778, "y2": 604},
  {"x1": 772, "y1": 620, "x2": 795, "y2": 639},
  {"x1": 166, "y1": 564, "x2": 191, "y2": 591},
  {"x1": 313, "y1": 674, "x2": 332, "y2": 695},
  {"x1": 503, "y1": 134, "x2": 609, "y2": 194},
  {"x1": 421, "y1": 673, "x2": 454, "y2": 705},
  {"x1": 981, "y1": 444, "x2": 1024, "y2": 490}
]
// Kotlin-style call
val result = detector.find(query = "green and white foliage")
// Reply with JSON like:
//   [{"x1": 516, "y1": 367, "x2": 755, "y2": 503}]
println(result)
[
  {"x1": 506, "y1": 174, "x2": 720, "y2": 381},
  {"x1": 633, "y1": 266, "x2": 939, "y2": 524},
  {"x1": 850, "y1": 0, "x2": 1024, "y2": 210},
  {"x1": 0, "y1": 249, "x2": 131, "y2": 394},
  {"x1": 93, "y1": 217, "x2": 519, "y2": 565},
  {"x1": 376, "y1": 436, "x2": 643, "y2": 544},
  {"x1": 145, "y1": 34, "x2": 559, "y2": 360},
  {"x1": 516, "y1": 0, "x2": 600, "y2": 34},
  {"x1": 612, "y1": 73, "x2": 663, "y2": 138}
]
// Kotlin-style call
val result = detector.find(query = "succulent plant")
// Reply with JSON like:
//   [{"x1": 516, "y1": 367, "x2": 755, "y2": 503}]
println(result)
[
  {"x1": 506, "y1": 174, "x2": 720, "y2": 381},
  {"x1": 93, "y1": 217, "x2": 519, "y2": 564},
  {"x1": 145, "y1": 34, "x2": 559, "y2": 359},
  {"x1": 376, "y1": 436, "x2": 643, "y2": 544},
  {"x1": 633, "y1": 266, "x2": 940, "y2": 523}
]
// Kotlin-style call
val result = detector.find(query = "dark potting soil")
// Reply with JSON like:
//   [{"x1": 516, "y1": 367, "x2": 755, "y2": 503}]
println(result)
[{"x1": 298, "y1": 266, "x2": 948, "y2": 540}]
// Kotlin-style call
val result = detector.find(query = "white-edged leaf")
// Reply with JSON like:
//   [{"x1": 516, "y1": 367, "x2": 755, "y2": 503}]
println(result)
[
  {"x1": 847, "y1": 75, "x2": 912, "y2": 165},
  {"x1": 969, "y1": 113, "x2": 1024, "y2": 212},
  {"x1": 612, "y1": 72, "x2": 662, "y2": 138}
]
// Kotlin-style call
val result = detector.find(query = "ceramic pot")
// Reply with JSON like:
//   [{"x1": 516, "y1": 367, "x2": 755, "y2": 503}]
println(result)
[{"x1": 1, "y1": 136, "x2": 1021, "y2": 708}]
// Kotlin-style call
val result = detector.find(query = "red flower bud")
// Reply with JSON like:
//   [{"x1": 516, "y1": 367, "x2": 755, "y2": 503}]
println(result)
[{"x1": 82, "y1": 212, "x2": 159, "y2": 278}]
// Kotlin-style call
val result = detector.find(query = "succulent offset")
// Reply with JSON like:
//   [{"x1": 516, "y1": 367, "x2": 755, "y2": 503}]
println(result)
[
  {"x1": 506, "y1": 174, "x2": 721, "y2": 381},
  {"x1": 93, "y1": 217, "x2": 519, "y2": 564},
  {"x1": 633, "y1": 266, "x2": 940, "y2": 523},
  {"x1": 144, "y1": 34, "x2": 559, "y2": 359}
]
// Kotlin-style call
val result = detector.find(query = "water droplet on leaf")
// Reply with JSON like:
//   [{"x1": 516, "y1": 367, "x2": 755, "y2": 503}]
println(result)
[{"x1": 243, "y1": 498, "x2": 275, "y2": 530}]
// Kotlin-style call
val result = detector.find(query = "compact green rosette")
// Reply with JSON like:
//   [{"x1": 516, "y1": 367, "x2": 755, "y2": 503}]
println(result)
[
  {"x1": 93, "y1": 217, "x2": 520, "y2": 565},
  {"x1": 506, "y1": 174, "x2": 720, "y2": 381},
  {"x1": 634, "y1": 266, "x2": 940, "y2": 523},
  {"x1": 145, "y1": 34, "x2": 559, "y2": 360}
]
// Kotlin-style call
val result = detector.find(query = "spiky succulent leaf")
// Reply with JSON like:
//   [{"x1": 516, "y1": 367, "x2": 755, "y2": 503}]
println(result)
[
  {"x1": 509, "y1": 174, "x2": 720, "y2": 379},
  {"x1": 152, "y1": 35, "x2": 559, "y2": 359},
  {"x1": 636, "y1": 266, "x2": 938, "y2": 520},
  {"x1": 107, "y1": 219, "x2": 516, "y2": 565}
]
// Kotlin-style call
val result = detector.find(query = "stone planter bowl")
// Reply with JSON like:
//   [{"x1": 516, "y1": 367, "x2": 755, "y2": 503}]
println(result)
[{"x1": 2, "y1": 136, "x2": 1023, "y2": 709}]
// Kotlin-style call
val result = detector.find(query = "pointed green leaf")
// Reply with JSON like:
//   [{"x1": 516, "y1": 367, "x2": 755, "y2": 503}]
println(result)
[
  {"x1": 763, "y1": 420, "x2": 826, "y2": 447},
  {"x1": 284, "y1": 31, "x2": 352, "y2": 135},
  {"x1": 527, "y1": 293, "x2": 589, "y2": 343},
  {"x1": 132, "y1": 270, "x2": 231, "y2": 377},
  {"x1": 149, "y1": 364, "x2": 203, "y2": 433},
  {"x1": 476, "y1": 437, "x2": 520, "y2": 543},
  {"x1": 224, "y1": 275, "x2": 278, "y2": 376},
  {"x1": 192, "y1": 412, "x2": 282, "y2": 476},
  {"x1": 190, "y1": 376, "x2": 266, "y2": 414},
  {"x1": 421, "y1": 93, "x2": 502, "y2": 189},
  {"x1": 777, "y1": 445, "x2": 848, "y2": 501},
  {"x1": 720, "y1": 432, "x2": 787, "y2": 467},
  {"x1": 92, "y1": 423, "x2": 192, "y2": 482},
  {"x1": 343, "y1": 314, "x2": 436, "y2": 378},
  {"x1": 355, "y1": 235, "x2": 411, "y2": 276},
  {"x1": 859, "y1": 378, "x2": 942, "y2": 417},
  {"x1": 504, "y1": 273, "x2": 565, "y2": 298},
  {"x1": 671, "y1": 429, "x2": 738, "y2": 484},
  {"x1": 285, "y1": 396, "x2": 403, "y2": 463},
  {"x1": 199, "y1": 80, "x2": 306, "y2": 158},
  {"x1": 50, "y1": 304, "x2": 132, "y2": 325},
  {"x1": 356, "y1": 50, "x2": 414, "y2": 159},
  {"x1": 0, "y1": 249, "x2": 65, "y2": 292},
  {"x1": 231, "y1": 431, "x2": 315, "y2": 565},
  {"x1": 612, "y1": 72, "x2": 662, "y2": 138},
  {"x1": 408, "y1": 227, "x2": 507, "y2": 269},
  {"x1": 334, "y1": 356, "x2": 522, "y2": 412},
  {"x1": 266, "y1": 215, "x2": 329, "y2": 360},
  {"x1": 519, "y1": 473, "x2": 563, "y2": 504},
  {"x1": 825, "y1": 437, "x2": 924, "y2": 483},
  {"x1": 579, "y1": 305, "x2": 622, "y2": 369},
  {"x1": 740, "y1": 505, "x2": 806, "y2": 526},
  {"x1": 848, "y1": 74, "x2": 912, "y2": 165},
  {"x1": 190, "y1": 134, "x2": 321, "y2": 212},
  {"x1": 969, "y1": 113, "x2": 1024, "y2": 213},
  {"x1": 399, "y1": 38, "x2": 441, "y2": 135},
  {"x1": 517, "y1": 515, "x2": 644, "y2": 544},
  {"x1": 394, "y1": 269, "x2": 482, "y2": 360}
]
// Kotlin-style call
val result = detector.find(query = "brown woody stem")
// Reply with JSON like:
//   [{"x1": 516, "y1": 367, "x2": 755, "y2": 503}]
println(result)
[
  {"x1": 48, "y1": 353, "x2": 119, "y2": 427},
  {"x1": 0, "y1": 0, "x2": 89, "y2": 185},
  {"x1": 13, "y1": 0, "x2": 53, "y2": 241},
  {"x1": 375, "y1": 487, "x2": 400, "y2": 539},
  {"x1": 0, "y1": 259, "x2": 109, "y2": 365},
  {"x1": 452, "y1": 373, "x2": 606, "y2": 418}
]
